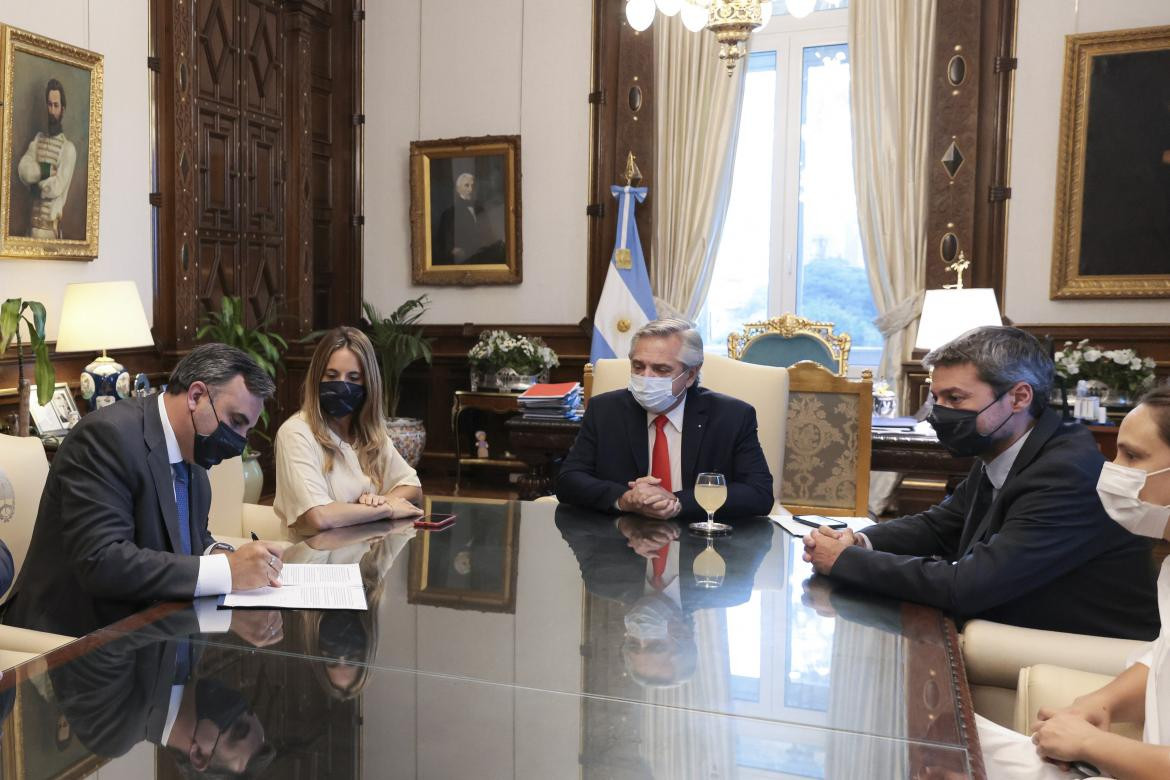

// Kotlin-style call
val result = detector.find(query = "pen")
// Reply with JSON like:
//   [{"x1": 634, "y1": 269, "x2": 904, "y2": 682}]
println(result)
[
  {"x1": 250, "y1": 531, "x2": 259, "y2": 541},
  {"x1": 791, "y1": 516, "x2": 824, "y2": 530}
]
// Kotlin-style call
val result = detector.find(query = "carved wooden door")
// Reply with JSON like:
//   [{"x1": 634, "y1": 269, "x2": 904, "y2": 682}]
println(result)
[{"x1": 193, "y1": 0, "x2": 286, "y2": 329}]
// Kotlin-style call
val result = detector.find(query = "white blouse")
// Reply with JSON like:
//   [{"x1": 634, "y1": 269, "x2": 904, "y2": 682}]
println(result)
[
  {"x1": 1133, "y1": 556, "x2": 1170, "y2": 745},
  {"x1": 273, "y1": 412, "x2": 421, "y2": 526}
]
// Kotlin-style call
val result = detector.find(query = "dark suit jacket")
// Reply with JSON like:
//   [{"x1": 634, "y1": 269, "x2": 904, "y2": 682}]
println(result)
[
  {"x1": 830, "y1": 409, "x2": 1160, "y2": 639},
  {"x1": 50, "y1": 608, "x2": 202, "y2": 758},
  {"x1": 0, "y1": 540, "x2": 12, "y2": 600},
  {"x1": 553, "y1": 504, "x2": 772, "y2": 611},
  {"x1": 3, "y1": 396, "x2": 216, "y2": 636},
  {"x1": 556, "y1": 386, "x2": 774, "y2": 522}
]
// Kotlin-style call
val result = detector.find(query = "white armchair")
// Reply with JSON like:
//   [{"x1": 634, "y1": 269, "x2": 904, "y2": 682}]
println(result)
[
  {"x1": 206, "y1": 456, "x2": 286, "y2": 546},
  {"x1": 588, "y1": 355, "x2": 789, "y2": 511},
  {"x1": 961, "y1": 618, "x2": 1147, "y2": 730},
  {"x1": 0, "y1": 434, "x2": 76, "y2": 666}
]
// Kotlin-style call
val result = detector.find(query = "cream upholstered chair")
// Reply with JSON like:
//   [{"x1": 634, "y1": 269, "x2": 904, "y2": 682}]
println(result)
[
  {"x1": 960, "y1": 618, "x2": 1146, "y2": 730},
  {"x1": 206, "y1": 456, "x2": 286, "y2": 546},
  {"x1": 0, "y1": 434, "x2": 75, "y2": 667},
  {"x1": 780, "y1": 361, "x2": 872, "y2": 517},
  {"x1": 586, "y1": 355, "x2": 789, "y2": 511},
  {"x1": 1014, "y1": 664, "x2": 1142, "y2": 740}
]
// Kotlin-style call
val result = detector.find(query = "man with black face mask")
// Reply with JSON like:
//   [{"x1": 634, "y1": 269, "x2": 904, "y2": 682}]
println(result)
[
  {"x1": 3, "y1": 344, "x2": 285, "y2": 637},
  {"x1": 48, "y1": 606, "x2": 277, "y2": 776},
  {"x1": 802, "y1": 326, "x2": 1158, "y2": 640}
]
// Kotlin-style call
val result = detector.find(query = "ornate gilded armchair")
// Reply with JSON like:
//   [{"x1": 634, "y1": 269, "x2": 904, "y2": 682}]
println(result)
[
  {"x1": 727, "y1": 313, "x2": 851, "y2": 376},
  {"x1": 781, "y1": 361, "x2": 872, "y2": 517}
]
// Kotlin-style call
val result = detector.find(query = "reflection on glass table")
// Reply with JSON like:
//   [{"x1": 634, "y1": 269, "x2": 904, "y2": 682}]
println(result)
[{"x1": 0, "y1": 498, "x2": 979, "y2": 779}]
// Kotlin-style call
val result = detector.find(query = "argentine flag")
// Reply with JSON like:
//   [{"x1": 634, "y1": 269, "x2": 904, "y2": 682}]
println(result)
[{"x1": 590, "y1": 185, "x2": 657, "y2": 364}]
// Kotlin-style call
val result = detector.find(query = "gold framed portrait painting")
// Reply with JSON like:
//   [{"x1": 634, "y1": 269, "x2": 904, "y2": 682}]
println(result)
[
  {"x1": 407, "y1": 497, "x2": 519, "y2": 613},
  {"x1": 409, "y1": 135, "x2": 522, "y2": 286},
  {"x1": 0, "y1": 25, "x2": 103, "y2": 260},
  {"x1": 1050, "y1": 25, "x2": 1170, "y2": 299}
]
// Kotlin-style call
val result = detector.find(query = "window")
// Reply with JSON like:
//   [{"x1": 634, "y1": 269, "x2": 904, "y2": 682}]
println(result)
[{"x1": 698, "y1": 7, "x2": 880, "y2": 372}]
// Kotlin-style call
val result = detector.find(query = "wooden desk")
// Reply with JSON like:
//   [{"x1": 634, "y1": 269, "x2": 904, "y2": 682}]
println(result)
[
  {"x1": 450, "y1": 390, "x2": 526, "y2": 486},
  {"x1": 504, "y1": 417, "x2": 581, "y2": 499}
]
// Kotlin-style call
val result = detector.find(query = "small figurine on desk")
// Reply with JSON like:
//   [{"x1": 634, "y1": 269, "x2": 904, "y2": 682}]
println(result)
[
  {"x1": 133, "y1": 373, "x2": 152, "y2": 398},
  {"x1": 474, "y1": 430, "x2": 489, "y2": 459}
]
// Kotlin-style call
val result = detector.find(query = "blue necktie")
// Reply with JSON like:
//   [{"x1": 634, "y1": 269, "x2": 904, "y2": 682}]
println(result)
[{"x1": 171, "y1": 462, "x2": 192, "y2": 556}]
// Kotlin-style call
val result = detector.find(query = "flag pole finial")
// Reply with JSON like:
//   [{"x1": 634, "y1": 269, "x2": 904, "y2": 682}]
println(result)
[{"x1": 623, "y1": 152, "x2": 642, "y2": 186}]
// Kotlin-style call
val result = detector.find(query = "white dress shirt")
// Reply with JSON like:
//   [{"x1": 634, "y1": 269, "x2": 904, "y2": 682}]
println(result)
[
  {"x1": 1133, "y1": 557, "x2": 1170, "y2": 745},
  {"x1": 157, "y1": 394, "x2": 233, "y2": 597},
  {"x1": 159, "y1": 600, "x2": 234, "y2": 746},
  {"x1": 645, "y1": 397, "x2": 686, "y2": 492}
]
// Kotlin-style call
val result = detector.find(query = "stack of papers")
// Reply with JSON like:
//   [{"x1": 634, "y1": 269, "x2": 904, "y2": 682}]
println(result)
[
  {"x1": 221, "y1": 563, "x2": 367, "y2": 610},
  {"x1": 518, "y1": 382, "x2": 583, "y2": 421}
]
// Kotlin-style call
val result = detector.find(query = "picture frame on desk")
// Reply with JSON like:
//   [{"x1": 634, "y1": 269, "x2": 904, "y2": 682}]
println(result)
[
  {"x1": 407, "y1": 497, "x2": 519, "y2": 613},
  {"x1": 27, "y1": 381, "x2": 78, "y2": 437}
]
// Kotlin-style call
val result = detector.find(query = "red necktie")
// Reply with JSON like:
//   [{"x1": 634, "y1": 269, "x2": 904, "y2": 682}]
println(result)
[
  {"x1": 650, "y1": 414, "x2": 671, "y2": 586},
  {"x1": 651, "y1": 414, "x2": 672, "y2": 492}
]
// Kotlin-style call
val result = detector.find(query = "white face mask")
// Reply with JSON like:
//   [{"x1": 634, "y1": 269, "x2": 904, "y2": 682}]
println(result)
[
  {"x1": 628, "y1": 371, "x2": 687, "y2": 414},
  {"x1": 1096, "y1": 461, "x2": 1170, "y2": 539}
]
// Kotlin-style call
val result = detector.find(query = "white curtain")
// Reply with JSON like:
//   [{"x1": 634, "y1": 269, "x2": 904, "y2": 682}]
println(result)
[
  {"x1": 652, "y1": 17, "x2": 746, "y2": 321},
  {"x1": 849, "y1": 0, "x2": 936, "y2": 389}
]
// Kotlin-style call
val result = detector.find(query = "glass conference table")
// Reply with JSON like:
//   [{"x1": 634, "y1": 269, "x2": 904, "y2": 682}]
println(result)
[{"x1": 0, "y1": 499, "x2": 984, "y2": 779}]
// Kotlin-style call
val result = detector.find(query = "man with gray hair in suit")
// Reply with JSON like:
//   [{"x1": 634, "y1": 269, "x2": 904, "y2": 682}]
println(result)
[{"x1": 557, "y1": 318, "x2": 774, "y2": 523}]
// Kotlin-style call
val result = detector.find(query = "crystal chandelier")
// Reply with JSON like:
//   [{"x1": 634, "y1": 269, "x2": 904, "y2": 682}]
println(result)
[{"x1": 625, "y1": 0, "x2": 816, "y2": 74}]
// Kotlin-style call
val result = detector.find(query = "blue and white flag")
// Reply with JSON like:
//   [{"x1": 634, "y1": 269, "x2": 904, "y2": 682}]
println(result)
[{"x1": 590, "y1": 185, "x2": 657, "y2": 364}]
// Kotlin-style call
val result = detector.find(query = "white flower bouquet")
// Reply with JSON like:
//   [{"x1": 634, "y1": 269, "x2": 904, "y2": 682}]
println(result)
[
  {"x1": 467, "y1": 330, "x2": 559, "y2": 376},
  {"x1": 1053, "y1": 339, "x2": 1156, "y2": 400}
]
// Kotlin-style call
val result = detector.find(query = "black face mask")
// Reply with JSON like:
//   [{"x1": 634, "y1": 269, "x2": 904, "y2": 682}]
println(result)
[
  {"x1": 318, "y1": 611, "x2": 368, "y2": 659},
  {"x1": 191, "y1": 389, "x2": 248, "y2": 469},
  {"x1": 927, "y1": 389, "x2": 1013, "y2": 457},
  {"x1": 194, "y1": 677, "x2": 250, "y2": 733},
  {"x1": 319, "y1": 381, "x2": 366, "y2": 419}
]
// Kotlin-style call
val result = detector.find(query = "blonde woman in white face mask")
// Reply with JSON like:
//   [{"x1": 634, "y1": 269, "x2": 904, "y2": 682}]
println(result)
[{"x1": 979, "y1": 385, "x2": 1170, "y2": 779}]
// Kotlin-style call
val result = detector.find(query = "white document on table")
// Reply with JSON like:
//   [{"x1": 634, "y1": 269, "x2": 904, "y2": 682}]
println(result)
[
  {"x1": 769, "y1": 514, "x2": 873, "y2": 538},
  {"x1": 221, "y1": 563, "x2": 367, "y2": 610}
]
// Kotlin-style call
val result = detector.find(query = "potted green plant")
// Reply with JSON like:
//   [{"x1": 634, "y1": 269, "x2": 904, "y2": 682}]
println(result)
[
  {"x1": 196, "y1": 296, "x2": 288, "y2": 501},
  {"x1": 1, "y1": 299, "x2": 55, "y2": 437},
  {"x1": 363, "y1": 296, "x2": 433, "y2": 468}
]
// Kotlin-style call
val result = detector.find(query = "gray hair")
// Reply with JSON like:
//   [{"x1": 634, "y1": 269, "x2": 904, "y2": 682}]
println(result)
[
  {"x1": 455, "y1": 172, "x2": 475, "y2": 188},
  {"x1": 923, "y1": 326, "x2": 1053, "y2": 417},
  {"x1": 628, "y1": 318, "x2": 705, "y2": 369},
  {"x1": 167, "y1": 343, "x2": 276, "y2": 400}
]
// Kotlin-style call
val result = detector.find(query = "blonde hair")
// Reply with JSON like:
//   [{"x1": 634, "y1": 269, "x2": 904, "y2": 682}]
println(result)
[{"x1": 301, "y1": 327, "x2": 390, "y2": 490}]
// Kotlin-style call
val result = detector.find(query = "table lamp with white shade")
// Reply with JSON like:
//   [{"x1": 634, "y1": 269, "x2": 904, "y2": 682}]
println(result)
[
  {"x1": 914, "y1": 287, "x2": 1002, "y2": 352},
  {"x1": 55, "y1": 281, "x2": 155, "y2": 410}
]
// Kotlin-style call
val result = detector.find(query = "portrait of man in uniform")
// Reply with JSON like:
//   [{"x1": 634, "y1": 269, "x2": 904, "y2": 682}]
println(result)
[
  {"x1": 0, "y1": 28, "x2": 102, "y2": 258},
  {"x1": 16, "y1": 78, "x2": 78, "y2": 240}
]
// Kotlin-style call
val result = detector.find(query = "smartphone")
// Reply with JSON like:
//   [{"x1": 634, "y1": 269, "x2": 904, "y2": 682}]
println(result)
[
  {"x1": 792, "y1": 515, "x2": 848, "y2": 531},
  {"x1": 413, "y1": 513, "x2": 456, "y2": 531}
]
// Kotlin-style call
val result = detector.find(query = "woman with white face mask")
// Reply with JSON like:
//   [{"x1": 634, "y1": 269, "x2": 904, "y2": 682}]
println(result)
[{"x1": 978, "y1": 386, "x2": 1170, "y2": 779}]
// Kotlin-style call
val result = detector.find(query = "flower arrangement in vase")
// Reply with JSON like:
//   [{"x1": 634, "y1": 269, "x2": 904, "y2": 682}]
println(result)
[
  {"x1": 1054, "y1": 340, "x2": 1156, "y2": 405},
  {"x1": 467, "y1": 330, "x2": 559, "y2": 392}
]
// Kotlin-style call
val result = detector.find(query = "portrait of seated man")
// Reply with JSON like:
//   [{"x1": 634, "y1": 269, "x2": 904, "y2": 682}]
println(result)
[{"x1": 431, "y1": 165, "x2": 507, "y2": 265}]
